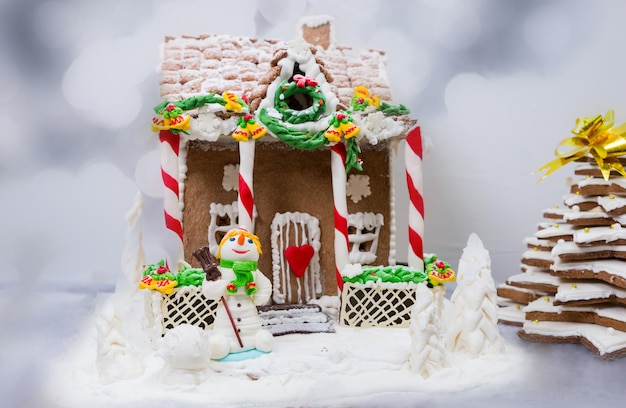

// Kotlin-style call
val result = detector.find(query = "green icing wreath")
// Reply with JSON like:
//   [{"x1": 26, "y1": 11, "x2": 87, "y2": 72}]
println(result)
[
  {"x1": 258, "y1": 107, "x2": 363, "y2": 173},
  {"x1": 274, "y1": 78, "x2": 326, "y2": 124}
]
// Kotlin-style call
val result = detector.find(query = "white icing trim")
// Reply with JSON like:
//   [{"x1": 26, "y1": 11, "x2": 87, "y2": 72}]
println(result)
[
  {"x1": 178, "y1": 139, "x2": 188, "y2": 217},
  {"x1": 573, "y1": 224, "x2": 626, "y2": 244},
  {"x1": 533, "y1": 224, "x2": 574, "y2": 239},
  {"x1": 506, "y1": 271, "x2": 561, "y2": 286},
  {"x1": 556, "y1": 280, "x2": 626, "y2": 303},
  {"x1": 298, "y1": 15, "x2": 335, "y2": 49},
  {"x1": 552, "y1": 240, "x2": 626, "y2": 257},
  {"x1": 576, "y1": 176, "x2": 626, "y2": 189},
  {"x1": 524, "y1": 297, "x2": 626, "y2": 323},
  {"x1": 270, "y1": 212, "x2": 322, "y2": 304},
  {"x1": 347, "y1": 212, "x2": 384, "y2": 265},
  {"x1": 258, "y1": 40, "x2": 339, "y2": 138},
  {"x1": 345, "y1": 280, "x2": 428, "y2": 290},
  {"x1": 563, "y1": 193, "x2": 597, "y2": 207},
  {"x1": 551, "y1": 258, "x2": 626, "y2": 280},
  {"x1": 522, "y1": 249, "x2": 555, "y2": 262},
  {"x1": 388, "y1": 139, "x2": 398, "y2": 266},
  {"x1": 186, "y1": 109, "x2": 240, "y2": 142},
  {"x1": 522, "y1": 320, "x2": 626, "y2": 355},
  {"x1": 355, "y1": 111, "x2": 407, "y2": 145},
  {"x1": 599, "y1": 195, "x2": 626, "y2": 212},
  {"x1": 523, "y1": 237, "x2": 557, "y2": 248}
]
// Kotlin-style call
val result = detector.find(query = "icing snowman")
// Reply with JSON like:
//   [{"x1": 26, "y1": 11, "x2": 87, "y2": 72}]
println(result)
[{"x1": 202, "y1": 228, "x2": 273, "y2": 360}]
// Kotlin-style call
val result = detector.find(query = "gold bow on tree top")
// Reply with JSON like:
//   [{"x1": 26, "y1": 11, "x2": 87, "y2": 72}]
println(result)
[{"x1": 535, "y1": 110, "x2": 626, "y2": 182}]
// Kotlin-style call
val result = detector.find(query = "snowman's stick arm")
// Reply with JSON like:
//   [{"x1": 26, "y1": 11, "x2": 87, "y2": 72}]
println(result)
[
  {"x1": 193, "y1": 246, "x2": 244, "y2": 348},
  {"x1": 221, "y1": 296, "x2": 244, "y2": 348}
]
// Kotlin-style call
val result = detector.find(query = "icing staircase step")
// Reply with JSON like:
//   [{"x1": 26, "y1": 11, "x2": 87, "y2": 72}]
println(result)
[{"x1": 258, "y1": 303, "x2": 335, "y2": 336}]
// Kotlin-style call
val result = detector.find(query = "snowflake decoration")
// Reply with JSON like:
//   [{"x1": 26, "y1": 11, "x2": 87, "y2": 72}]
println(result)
[
  {"x1": 346, "y1": 174, "x2": 371, "y2": 203},
  {"x1": 222, "y1": 164, "x2": 239, "y2": 192}
]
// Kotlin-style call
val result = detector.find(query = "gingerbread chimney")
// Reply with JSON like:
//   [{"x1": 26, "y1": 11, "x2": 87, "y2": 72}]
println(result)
[{"x1": 299, "y1": 15, "x2": 334, "y2": 50}]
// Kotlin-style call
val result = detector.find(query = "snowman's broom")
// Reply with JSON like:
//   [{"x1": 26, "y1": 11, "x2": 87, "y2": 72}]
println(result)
[{"x1": 193, "y1": 246, "x2": 244, "y2": 348}]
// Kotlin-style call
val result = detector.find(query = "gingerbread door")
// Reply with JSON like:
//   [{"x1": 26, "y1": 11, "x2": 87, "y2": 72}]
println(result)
[{"x1": 270, "y1": 212, "x2": 322, "y2": 304}]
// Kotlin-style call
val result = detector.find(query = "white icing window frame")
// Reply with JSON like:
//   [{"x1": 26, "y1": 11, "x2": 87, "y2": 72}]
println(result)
[
  {"x1": 348, "y1": 212, "x2": 384, "y2": 265},
  {"x1": 207, "y1": 201, "x2": 257, "y2": 256},
  {"x1": 270, "y1": 212, "x2": 322, "y2": 304}
]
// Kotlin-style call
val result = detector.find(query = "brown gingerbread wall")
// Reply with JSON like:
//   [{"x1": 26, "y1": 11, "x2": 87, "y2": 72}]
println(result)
[{"x1": 182, "y1": 139, "x2": 392, "y2": 302}]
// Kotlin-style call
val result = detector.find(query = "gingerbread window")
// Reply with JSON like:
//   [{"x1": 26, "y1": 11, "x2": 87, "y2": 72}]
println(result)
[
  {"x1": 207, "y1": 201, "x2": 257, "y2": 256},
  {"x1": 347, "y1": 212, "x2": 384, "y2": 264}
]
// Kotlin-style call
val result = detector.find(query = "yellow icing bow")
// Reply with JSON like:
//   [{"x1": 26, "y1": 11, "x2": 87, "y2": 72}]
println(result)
[
  {"x1": 223, "y1": 91, "x2": 244, "y2": 112},
  {"x1": 323, "y1": 112, "x2": 360, "y2": 143},
  {"x1": 352, "y1": 86, "x2": 380, "y2": 110},
  {"x1": 232, "y1": 114, "x2": 267, "y2": 142},
  {"x1": 535, "y1": 110, "x2": 626, "y2": 181}
]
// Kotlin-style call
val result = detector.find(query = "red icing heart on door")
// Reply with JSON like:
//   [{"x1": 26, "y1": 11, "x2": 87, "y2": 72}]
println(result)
[{"x1": 284, "y1": 245, "x2": 315, "y2": 278}]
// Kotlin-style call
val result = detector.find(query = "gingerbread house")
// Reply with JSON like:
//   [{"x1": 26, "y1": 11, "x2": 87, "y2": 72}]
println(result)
[{"x1": 150, "y1": 17, "x2": 419, "y2": 310}]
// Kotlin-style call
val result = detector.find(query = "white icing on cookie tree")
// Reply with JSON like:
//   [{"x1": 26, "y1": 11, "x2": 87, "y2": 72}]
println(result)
[
  {"x1": 408, "y1": 283, "x2": 446, "y2": 377},
  {"x1": 446, "y1": 233, "x2": 505, "y2": 356}
]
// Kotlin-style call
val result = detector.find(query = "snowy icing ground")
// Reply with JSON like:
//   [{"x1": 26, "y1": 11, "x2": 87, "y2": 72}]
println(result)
[
  {"x1": 41, "y1": 286, "x2": 528, "y2": 408},
  {"x1": 6, "y1": 284, "x2": 626, "y2": 408},
  {"x1": 39, "y1": 233, "x2": 527, "y2": 407},
  {"x1": 23, "y1": 234, "x2": 625, "y2": 407}
]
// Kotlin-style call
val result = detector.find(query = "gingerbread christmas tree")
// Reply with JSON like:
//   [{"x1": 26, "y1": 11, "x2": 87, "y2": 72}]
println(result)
[{"x1": 498, "y1": 110, "x2": 626, "y2": 359}]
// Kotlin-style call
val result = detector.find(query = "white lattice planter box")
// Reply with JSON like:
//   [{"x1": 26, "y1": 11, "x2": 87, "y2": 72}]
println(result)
[
  {"x1": 160, "y1": 287, "x2": 219, "y2": 334},
  {"x1": 340, "y1": 282, "x2": 424, "y2": 328}
]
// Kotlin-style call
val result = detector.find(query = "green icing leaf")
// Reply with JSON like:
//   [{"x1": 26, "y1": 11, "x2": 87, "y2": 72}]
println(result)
[
  {"x1": 258, "y1": 108, "x2": 363, "y2": 173},
  {"x1": 153, "y1": 92, "x2": 245, "y2": 115},
  {"x1": 378, "y1": 101, "x2": 410, "y2": 116},
  {"x1": 258, "y1": 107, "x2": 328, "y2": 150},
  {"x1": 176, "y1": 266, "x2": 206, "y2": 287},
  {"x1": 141, "y1": 260, "x2": 207, "y2": 287},
  {"x1": 343, "y1": 265, "x2": 428, "y2": 285}
]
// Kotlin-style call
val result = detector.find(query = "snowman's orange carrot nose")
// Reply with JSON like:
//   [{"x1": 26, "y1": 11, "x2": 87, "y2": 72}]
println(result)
[{"x1": 237, "y1": 233, "x2": 245, "y2": 245}]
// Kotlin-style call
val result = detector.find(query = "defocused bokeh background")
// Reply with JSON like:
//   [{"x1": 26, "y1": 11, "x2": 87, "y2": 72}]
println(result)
[
  {"x1": 1, "y1": 0, "x2": 626, "y2": 294},
  {"x1": 3, "y1": 1, "x2": 626, "y2": 406}
]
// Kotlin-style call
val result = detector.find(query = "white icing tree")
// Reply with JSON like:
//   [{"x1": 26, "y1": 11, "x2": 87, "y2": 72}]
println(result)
[
  {"x1": 121, "y1": 192, "x2": 146, "y2": 285},
  {"x1": 96, "y1": 294, "x2": 143, "y2": 383},
  {"x1": 408, "y1": 283, "x2": 446, "y2": 377},
  {"x1": 446, "y1": 233, "x2": 505, "y2": 356}
]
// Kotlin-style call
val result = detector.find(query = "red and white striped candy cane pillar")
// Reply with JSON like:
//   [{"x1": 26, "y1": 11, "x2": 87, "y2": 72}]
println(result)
[
  {"x1": 159, "y1": 130, "x2": 184, "y2": 243},
  {"x1": 330, "y1": 143, "x2": 350, "y2": 291},
  {"x1": 405, "y1": 126, "x2": 424, "y2": 271},
  {"x1": 238, "y1": 140, "x2": 256, "y2": 232}
]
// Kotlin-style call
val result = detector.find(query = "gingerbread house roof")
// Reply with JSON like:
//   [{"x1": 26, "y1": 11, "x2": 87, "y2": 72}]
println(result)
[{"x1": 159, "y1": 34, "x2": 393, "y2": 110}]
